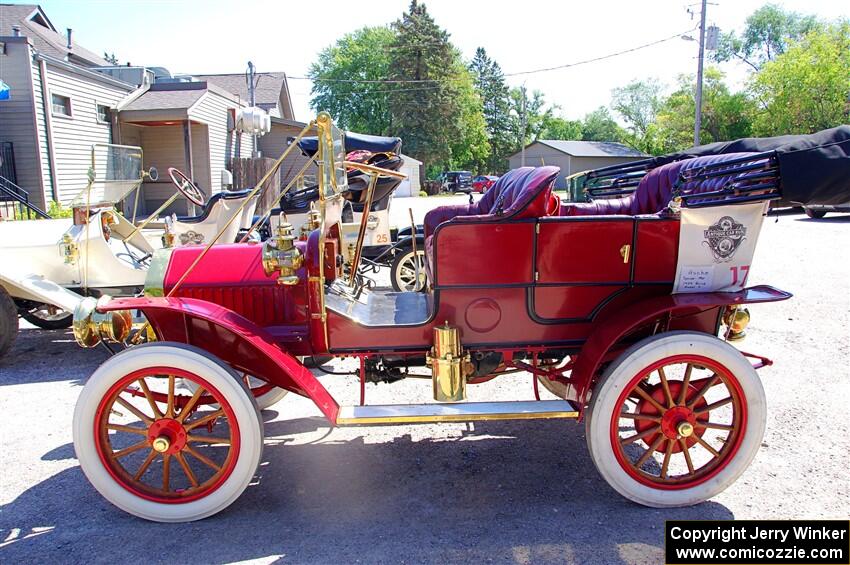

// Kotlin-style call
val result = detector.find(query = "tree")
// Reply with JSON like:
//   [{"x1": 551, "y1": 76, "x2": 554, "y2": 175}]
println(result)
[
  {"x1": 580, "y1": 107, "x2": 627, "y2": 143},
  {"x1": 748, "y1": 24, "x2": 850, "y2": 135},
  {"x1": 309, "y1": 27, "x2": 395, "y2": 135},
  {"x1": 611, "y1": 79, "x2": 662, "y2": 140},
  {"x1": 538, "y1": 115, "x2": 583, "y2": 141},
  {"x1": 653, "y1": 68, "x2": 754, "y2": 153},
  {"x1": 469, "y1": 47, "x2": 512, "y2": 172},
  {"x1": 713, "y1": 4, "x2": 820, "y2": 71},
  {"x1": 387, "y1": 1, "x2": 487, "y2": 178},
  {"x1": 103, "y1": 52, "x2": 119, "y2": 65}
]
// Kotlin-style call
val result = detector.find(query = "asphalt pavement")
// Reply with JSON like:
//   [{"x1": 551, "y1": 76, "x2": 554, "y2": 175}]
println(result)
[{"x1": 1, "y1": 204, "x2": 848, "y2": 564}]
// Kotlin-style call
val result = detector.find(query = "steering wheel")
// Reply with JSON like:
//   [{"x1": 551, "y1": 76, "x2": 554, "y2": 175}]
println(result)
[
  {"x1": 342, "y1": 160, "x2": 407, "y2": 180},
  {"x1": 167, "y1": 167, "x2": 206, "y2": 207}
]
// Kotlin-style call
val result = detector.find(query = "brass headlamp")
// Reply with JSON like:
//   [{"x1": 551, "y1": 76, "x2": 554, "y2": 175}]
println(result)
[
  {"x1": 262, "y1": 216, "x2": 303, "y2": 285},
  {"x1": 73, "y1": 295, "x2": 132, "y2": 348}
]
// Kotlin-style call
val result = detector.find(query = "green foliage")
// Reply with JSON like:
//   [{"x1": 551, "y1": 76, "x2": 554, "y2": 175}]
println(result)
[
  {"x1": 713, "y1": 4, "x2": 820, "y2": 70},
  {"x1": 748, "y1": 23, "x2": 850, "y2": 135},
  {"x1": 387, "y1": 1, "x2": 488, "y2": 178},
  {"x1": 580, "y1": 107, "x2": 627, "y2": 143},
  {"x1": 47, "y1": 200, "x2": 73, "y2": 219},
  {"x1": 652, "y1": 68, "x2": 754, "y2": 153},
  {"x1": 469, "y1": 47, "x2": 512, "y2": 173},
  {"x1": 309, "y1": 26, "x2": 395, "y2": 134},
  {"x1": 611, "y1": 80, "x2": 662, "y2": 139},
  {"x1": 538, "y1": 115, "x2": 583, "y2": 141}
]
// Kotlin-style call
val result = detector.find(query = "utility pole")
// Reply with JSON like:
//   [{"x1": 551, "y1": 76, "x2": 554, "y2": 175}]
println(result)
[
  {"x1": 520, "y1": 84, "x2": 527, "y2": 167},
  {"x1": 694, "y1": 0, "x2": 707, "y2": 146},
  {"x1": 247, "y1": 61, "x2": 258, "y2": 158}
]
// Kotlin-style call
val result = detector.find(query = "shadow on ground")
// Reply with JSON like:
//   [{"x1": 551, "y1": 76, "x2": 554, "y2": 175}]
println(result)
[
  {"x1": 1, "y1": 417, "x2": 733, "y2": 564},
  {"x1": 0, "y1": 327, "x2": 109, "y2": 386}
]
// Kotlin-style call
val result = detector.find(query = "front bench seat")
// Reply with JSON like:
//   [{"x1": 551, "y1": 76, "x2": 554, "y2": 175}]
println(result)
[
  {"x1": 423, "y1": 166, "x2": 560, "y2": 284},
  {"x1": 560, "y1": 152, "x2": 762, "y2": 216}
]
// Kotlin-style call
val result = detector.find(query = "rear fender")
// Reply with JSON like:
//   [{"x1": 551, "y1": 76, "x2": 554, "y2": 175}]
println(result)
[
  {"x1": 572, "y1": 285, "x2": 792, "y2": 407},
  {"x1": 100, "y1": 296, "x2": 339, "y2": 423}
]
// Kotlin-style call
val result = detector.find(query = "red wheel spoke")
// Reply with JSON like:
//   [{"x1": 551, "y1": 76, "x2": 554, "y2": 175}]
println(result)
[
  {"x1": 687, "y1": 374, "x2": 720, "y2": 409},
  {"x1": 621, "y1": 425, "x2": 661, "y2": 446},
  {"x1": 694, "y1": 397, "x2": 733, "y2": 416},
  {"x1": 133, "y1": 449, "x2": 158, "y2": 480},
  {"x1": 175, "y1": 452, "x2": 199, "y2": 487},
  {"x1": 162, "y1": 454, "x2": 171, "y2": 492},
  {"x1": 106, "y1": 423, "x2": 147, "y2": 436},
  {"x1": 177, "y1": 385, "x2": 206, "y2": 423},
  {"x1": 678, "y1": 364, "x2": 693, "y2": 405},
  {"x1": 187, "y1": 434, "x2": 231, "y2": 445},
  {"x1": 137, "y1": 378, "x2": 163, "y2": 419},
  {"x1": 694, "y1": 435, "x2": 721, "y2": 457},
  {"x1": 658, "y1": 367, "x2": 674, "y2": 408},
  {"x1": 635, "y1": 434, "x2": 665, "y2": 470},
  {"x1": 633, "y1": 385, "x2": 666, "y2": 413},
  {"x1": 678, "y1": 438, "x2": 695, "y2": 474},
  {"x1": 115, "y1": 396, "x2": 153, "y2": 425},
  {"x1": 166, "y1": 375, "x2": 175, "y2": 418},
  {"x1": 660, "y1": 439, "x2": 674, "y2": 479},
  {"x1": 619, "y1": 411, "x2": 661, "y2": 423},
  {"x1": 185, "y1": 409, "x2": 224, "y2": 431},
  {"x1": 184, "y1": 445, "x2": 222, "y2": 472},
  {"x1": 696, "y1": 421, "x2": 735, "y2": 431},
  {"x1": 112, "y1": 440, "x2": 148, "y2": 459}
]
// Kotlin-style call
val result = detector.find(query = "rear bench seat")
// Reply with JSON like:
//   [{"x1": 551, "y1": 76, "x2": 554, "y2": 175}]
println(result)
[{"x1": 423, "y1": 166, "x2": 560, "y2": 284}]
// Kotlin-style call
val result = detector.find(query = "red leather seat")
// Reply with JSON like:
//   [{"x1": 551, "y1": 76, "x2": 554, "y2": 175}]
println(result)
[
  {"x1": 423, "y1": 166, "x2": 560, "y2": 283},
  {"x1": 560, "y1": 152, "x2": 762, "y2": 216}
]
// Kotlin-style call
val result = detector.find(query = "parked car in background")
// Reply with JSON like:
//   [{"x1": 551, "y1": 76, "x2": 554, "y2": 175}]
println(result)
[
  {"x1": 472, "y1": 175, "x2": 499, "y2": 193},
  {"x1": 803, "y1": 199, "x2": 850, "y2": 218},
  {"x1": 441, "y1": 171, "x2": 472, "y2": 193}
]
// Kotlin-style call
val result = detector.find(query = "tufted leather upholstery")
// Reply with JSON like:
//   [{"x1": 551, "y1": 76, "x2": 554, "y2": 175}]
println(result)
[
  {"x1": 424, "y1": 166, "x2": 560, "y2": 236},
  {"x1": 560, "y1": 152, "x2": 762, "y2": 217},
  {"x1": 423, "y1": 166, "x2": 560, "y2": 284}
]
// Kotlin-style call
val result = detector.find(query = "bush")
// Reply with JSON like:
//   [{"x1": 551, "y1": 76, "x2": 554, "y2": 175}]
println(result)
[
  {"x1": 418, "y1": 190, "x2": 428, "y2": 197},
  {"x1": 47, "y1": 201, "x2": 73, "y2": 219}
]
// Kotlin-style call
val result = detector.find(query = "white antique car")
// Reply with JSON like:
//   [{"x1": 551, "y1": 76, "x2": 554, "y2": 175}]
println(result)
[{"x1": 0, "y1": 144, "x2": 260, "y2": 357}]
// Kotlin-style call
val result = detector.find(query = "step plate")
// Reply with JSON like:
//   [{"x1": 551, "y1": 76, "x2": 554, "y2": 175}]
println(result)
[{"x1": 336, "y1": 400, "x2": 579, "y2": 426}]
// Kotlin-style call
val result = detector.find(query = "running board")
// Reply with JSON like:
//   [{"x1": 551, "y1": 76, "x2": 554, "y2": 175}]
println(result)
[{"x1": 336, "y1": 400, "x2": 579, "y2": 426}]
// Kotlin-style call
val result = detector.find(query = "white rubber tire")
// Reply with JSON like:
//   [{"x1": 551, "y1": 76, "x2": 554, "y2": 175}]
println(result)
[
  {"x1": 73, "y1": 342, "x2": 264, "y2": 522},
  {"x1": 586, "y1": 331, "x2": 766, "y2": 507},
  {"x1": 254, "y1": 386, "x2": 288, "y2": 410}
]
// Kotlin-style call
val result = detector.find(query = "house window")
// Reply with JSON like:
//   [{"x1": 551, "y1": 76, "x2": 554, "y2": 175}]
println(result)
[
  {"x1": 96, "y1": 104, "x2": 112, "y2": 124},
  {"x1": 51, "y1": 93, "x2": 71, "y2": 117}
]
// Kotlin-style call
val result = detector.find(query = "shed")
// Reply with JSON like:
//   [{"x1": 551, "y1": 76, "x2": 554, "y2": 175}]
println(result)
[
  {"x1": 508, "y1": 140, "x2": 647, "y2": 189},
  {"x1": 396, "y1": 154, "x2": 422, "y2": 197}
]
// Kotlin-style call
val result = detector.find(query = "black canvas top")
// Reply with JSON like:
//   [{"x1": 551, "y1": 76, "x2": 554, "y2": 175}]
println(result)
[
  {"x1": 298, "y1": 131, "x2": 402, "y2": 156},
  {"x1": 665, "y1": 126, "x2": 850, "y2": 205}
]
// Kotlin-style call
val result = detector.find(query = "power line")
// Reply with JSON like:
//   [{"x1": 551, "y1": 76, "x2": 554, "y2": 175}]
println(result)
[{"x1": 289, "y1": 27, "x2": 697, "y2": 85}]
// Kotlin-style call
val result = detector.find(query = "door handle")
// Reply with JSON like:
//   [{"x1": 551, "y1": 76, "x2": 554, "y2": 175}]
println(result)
[{"x1": 619, "y1": 244, "x2": 631, "y2": 264}]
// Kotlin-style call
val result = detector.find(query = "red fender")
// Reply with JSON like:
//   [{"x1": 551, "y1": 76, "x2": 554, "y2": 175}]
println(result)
[
  {"x1": 572, "y1": 285, "x2": 792, "y2": 406},
  {"x1": 100, "y1": 296, "x2": 340, "y2": 423}
]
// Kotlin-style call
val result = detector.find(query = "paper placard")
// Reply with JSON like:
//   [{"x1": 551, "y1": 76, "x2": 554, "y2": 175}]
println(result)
[{"x1": 673, "y1": 201, "x2": 768, "y2": 293}]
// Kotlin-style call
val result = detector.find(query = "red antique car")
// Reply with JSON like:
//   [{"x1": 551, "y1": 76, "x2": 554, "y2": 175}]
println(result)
[{"x1": 69, "y1": 114, "x2": 849, "y2": 522}]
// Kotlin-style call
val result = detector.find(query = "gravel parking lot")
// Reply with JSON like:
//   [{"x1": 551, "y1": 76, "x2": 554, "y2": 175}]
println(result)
[{"x1": 1, "y1": 205, "x2": 848, "y2": 564}]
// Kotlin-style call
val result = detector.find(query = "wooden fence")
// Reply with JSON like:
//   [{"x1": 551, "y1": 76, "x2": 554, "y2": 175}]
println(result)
[{"x1": 230, "y1": 158, "x2": 280, "y2": 215}]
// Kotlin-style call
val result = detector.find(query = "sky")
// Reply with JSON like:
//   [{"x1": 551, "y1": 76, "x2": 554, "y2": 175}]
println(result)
[{"x1": 33, "y1": 0, "x2": 850, "y2": 123}]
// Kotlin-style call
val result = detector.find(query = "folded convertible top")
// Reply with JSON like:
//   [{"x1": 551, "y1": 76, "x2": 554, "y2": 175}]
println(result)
[{"x1": 297, "y1": 131, "x2": 402, "y2": 156}]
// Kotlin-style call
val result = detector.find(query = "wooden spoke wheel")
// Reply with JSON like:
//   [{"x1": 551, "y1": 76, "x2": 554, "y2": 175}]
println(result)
[
  {"x1": 182, "y1": 373, "x2": 288, "y2": 411},
  {"x1": 390, "y1": 248, "x2": 427, "y2": 292},
  {"x1": 74, "y1": 343, "x2": 263, "y2": 522},
  {"x1": 586, "y1": 332, "x2": 765, "y2": 507}
]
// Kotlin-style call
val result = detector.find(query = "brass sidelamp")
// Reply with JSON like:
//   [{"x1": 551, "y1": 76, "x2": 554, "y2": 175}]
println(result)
[
  {"x1": 262, "y1": 214, "x2": 303, "y2": 285},
  {"x1": 427, "y1": 323, "x2": 473, "y2": 402},
  {"x1": 72, "y1": 295, "x2": 132, "y2": 348}
]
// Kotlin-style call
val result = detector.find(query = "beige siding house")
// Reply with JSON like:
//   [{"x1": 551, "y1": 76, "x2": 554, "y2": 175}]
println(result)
[
  {"x1": 1, "y1": 5, "x2": 297, "y2": 217},
  {"x1": 508, "y1": 140, "x2": 648, "y2": 189}
]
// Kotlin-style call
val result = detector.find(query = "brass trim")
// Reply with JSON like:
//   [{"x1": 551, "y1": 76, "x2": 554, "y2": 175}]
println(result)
[
  {"x1": 619, "y1": 243, "x2": 631, "y2": 263},
  {"x1": 336, "y1": 401, "x2": 579, "y2": 426}
]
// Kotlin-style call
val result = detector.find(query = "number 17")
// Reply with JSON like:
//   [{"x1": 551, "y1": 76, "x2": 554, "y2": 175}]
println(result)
[{"x1": 730, "y1": 265, "x2": 750, "y2": 287}]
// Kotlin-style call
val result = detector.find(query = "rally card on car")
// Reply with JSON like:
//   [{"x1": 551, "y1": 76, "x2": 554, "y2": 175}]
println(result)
[{"x1": 673, "y1": 201, "x2": 768, "y2": 293}]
